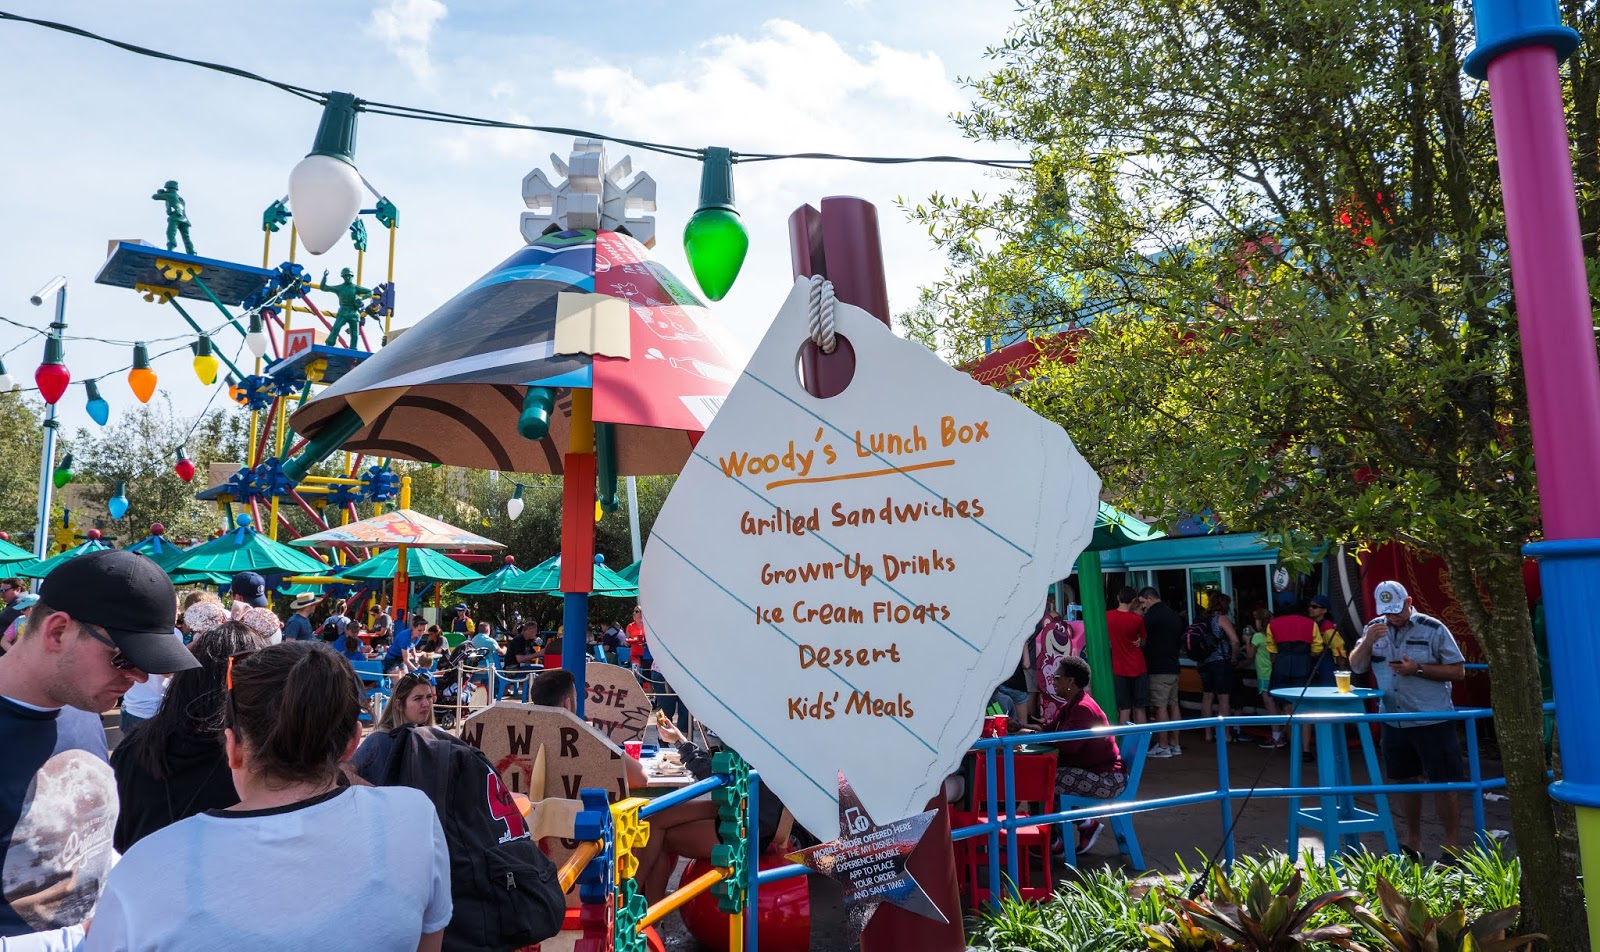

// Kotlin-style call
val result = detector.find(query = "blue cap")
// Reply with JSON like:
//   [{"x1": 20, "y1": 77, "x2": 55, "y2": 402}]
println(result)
[
  {"x1": 229, "y1": 571, "x2": 269, "y2": 608},
  {"x1": 1309, "y1": 594, "x2": 1332, "y2": 610}
]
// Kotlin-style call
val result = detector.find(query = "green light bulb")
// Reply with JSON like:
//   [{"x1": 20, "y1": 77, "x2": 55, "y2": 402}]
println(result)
[{"x1": 683, "y1": 147, "x2": 749, "y2": 302}]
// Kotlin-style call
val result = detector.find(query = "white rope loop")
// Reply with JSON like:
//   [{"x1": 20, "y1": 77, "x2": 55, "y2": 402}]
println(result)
[{"x1": 806, "y1": 275, "x2": 838, "y2": 354}]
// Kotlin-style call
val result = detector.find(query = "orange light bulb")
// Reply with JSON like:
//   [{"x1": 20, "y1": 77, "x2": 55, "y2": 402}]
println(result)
[{"x1": 128, "y1": 366, "x2": 158, "y2": 403}]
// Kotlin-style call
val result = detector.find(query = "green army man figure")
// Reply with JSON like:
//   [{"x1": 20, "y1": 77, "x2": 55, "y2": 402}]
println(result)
[
  {"x1": 152, "y1": 180, "x2": 195, "y2": 255},
  {"x1": 318, "y1": 268, "x2": 371, "y2": 349}
]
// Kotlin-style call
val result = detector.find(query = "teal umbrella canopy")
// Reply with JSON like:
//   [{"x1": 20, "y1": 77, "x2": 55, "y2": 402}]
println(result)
[
  {"x1": 617, "y1": 559, "x2": 641, "y2": 585},
  {"x1": 169, "y1": 570, "x2": 234, "y2": 587},
  {"x1": 342, "y1": 547, "x2": 484, "y2": 583},
  {"x1": 17, "y1": 538, "x2": 116, "y2": 579},
  {"x1": 168, "y1": 517, "x2": 330, "y2": 577},
  {"x1": 502, "y1": 556, "x2": 637, "y2": 597},
  {"x1": 456, "y1": 558, "x2": 526, "y2": 596},
  {"x1": 126, "y1": 531, "x2": 191, "y2": 571},
  {"x1": 0, "y1": 536, "x2": 37, "y2": 566},
  {"x1": 1088, "y1": 502, "x2": 1165, "y2": 552}
]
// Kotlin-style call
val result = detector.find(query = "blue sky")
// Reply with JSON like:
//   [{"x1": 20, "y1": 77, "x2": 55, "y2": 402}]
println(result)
[{"x1": 0, "y1": 0, "x2": 1024, "y2": 435}]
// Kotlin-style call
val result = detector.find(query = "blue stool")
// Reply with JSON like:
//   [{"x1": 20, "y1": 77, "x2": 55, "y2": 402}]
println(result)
[{"x1": 1272, "y1": 686, "x2": 1398, "y2": 858}]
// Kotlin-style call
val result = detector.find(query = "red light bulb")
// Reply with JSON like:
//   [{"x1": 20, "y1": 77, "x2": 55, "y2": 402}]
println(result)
[
  {"x1": 174, "y1": 448, "x2": 196, "y2": 483},
  {"x1": 35, "y1": 362, "x2": 70, "y2": 405}
]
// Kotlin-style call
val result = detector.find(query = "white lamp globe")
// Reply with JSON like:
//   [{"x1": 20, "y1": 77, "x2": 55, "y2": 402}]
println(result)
[
  {"x1": 507, "y1": 495, "x2": 525, "y2": 520},
  {"x1": 245, "y1": 313, "x2": 269, "y2": 358},
  {"x1": 289, "y1": 155, "x2": 364, "y2": 255},
  {"x1": 287, "y1": 92, "x2": 365, "y2": 256}
]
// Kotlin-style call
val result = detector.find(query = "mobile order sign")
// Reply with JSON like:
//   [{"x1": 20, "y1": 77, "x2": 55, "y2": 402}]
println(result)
[{"x1": 641, "y1": 277, "x2": 1100, "y2": 838}]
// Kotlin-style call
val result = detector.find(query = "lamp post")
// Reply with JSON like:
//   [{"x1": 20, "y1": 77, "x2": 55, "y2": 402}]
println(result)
[
  {"x1": 29, "y1": 276, "x2": 67, "y2": 563},
  {"x1": 1465, "y1": 0, "x2": 1599, "y2": 945}
]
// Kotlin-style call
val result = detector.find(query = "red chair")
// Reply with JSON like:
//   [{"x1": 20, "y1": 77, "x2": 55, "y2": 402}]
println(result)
[{"x1": 958, "y1": 749, "x2": 1058, "y2": 905}]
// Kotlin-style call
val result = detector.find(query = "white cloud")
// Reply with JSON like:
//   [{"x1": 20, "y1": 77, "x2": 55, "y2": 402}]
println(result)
[{"x1": 368, "y1": 0, "x2": 448, "y2": 82}]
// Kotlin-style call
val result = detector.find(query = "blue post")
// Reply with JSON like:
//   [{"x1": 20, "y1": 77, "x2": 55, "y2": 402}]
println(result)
[
  {"x1": 1216, "y1": 726, "x2": 1235, "y2": 867},
  {"x1": 1002, "y1": 740, "x2": 1020, "y2": 899},
  {"x1": 1465, "y1": 719, "x2": 1488, "y2": 850},
  {"x1": 563, "y1": 591, "x2": 589, "y2": 717},
  {"x1": 747, "y1": 769, "x2": 762, "y2": 952},
  {"x1": 984, "y1": 745, "x2": 1000, "y2": 911}
]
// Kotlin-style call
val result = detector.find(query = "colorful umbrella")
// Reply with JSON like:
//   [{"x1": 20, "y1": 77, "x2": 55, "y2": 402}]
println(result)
[
  {"x1": 341, "y1": 547, "x2": 484, "y2": 583},
  {"x1": 288, "y1": 509, "x2": 504, "y2": 551},
  {"x1": 456, "y1": 556, "x2": 525, "y2": 596},
  {"x1": 502, "y1": 556, "x2": 637, "y2": 597},
  {"x1": 17, "y1": 537, "x2": 115, "y2": 579},
  {"x1": 0, "y1": 536, "x2": 36, "y2": 566},
  {"x1": 168, "y1": 515, "x2": 330, "y2": 577},
  {"x1": 287, "y1": 227, "x2": 746, "y2": 478}
]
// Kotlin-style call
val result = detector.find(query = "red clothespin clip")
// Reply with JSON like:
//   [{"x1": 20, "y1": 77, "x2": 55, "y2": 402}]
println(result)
[{"x1": 787, "y1": 197, "x2": 892, "y2": 399}]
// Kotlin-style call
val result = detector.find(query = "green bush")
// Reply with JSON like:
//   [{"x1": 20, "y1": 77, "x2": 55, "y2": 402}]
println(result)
[{"x1": 967, "y1": 845, "x2": 1525, "y2": 952}]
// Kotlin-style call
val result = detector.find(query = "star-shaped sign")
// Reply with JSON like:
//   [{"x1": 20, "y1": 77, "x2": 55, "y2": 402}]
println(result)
[{"x1": 785, "y1": 772, "x2": 947, "y2": 926}]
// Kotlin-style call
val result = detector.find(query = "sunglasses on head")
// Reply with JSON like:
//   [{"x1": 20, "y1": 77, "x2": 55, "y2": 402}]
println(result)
[
  {"x1": 225, "y1": 649, "x2": 261, "y2": 725},
  {"x1": 76, "y1": 621, "x2": 138, "y2": 671}
]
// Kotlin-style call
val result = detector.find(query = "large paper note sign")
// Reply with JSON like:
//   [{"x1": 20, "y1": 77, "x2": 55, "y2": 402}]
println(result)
[
  {"x1": 640, "y1": 278, "x2": 1100, "y2": 838},
  {"x1": 584, "y1": 661, "x2": 654, "y2": 745}
]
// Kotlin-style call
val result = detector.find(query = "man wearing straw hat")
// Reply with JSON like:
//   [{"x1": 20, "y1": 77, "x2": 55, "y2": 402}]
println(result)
[{"x1": 283, "y1": 593, "x2": 321, "y2": 642}]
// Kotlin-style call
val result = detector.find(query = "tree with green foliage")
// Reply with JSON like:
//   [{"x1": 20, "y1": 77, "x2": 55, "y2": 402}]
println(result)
[
  {"x1": 908, "y1": 0, "x2": 1597, "y2": 944},
  {"x1": 0, "y1": 391, "x2": 52, "y2": 541},
  {"x1": 69, "y1": 398, "x2": 250, "y2": 543}
]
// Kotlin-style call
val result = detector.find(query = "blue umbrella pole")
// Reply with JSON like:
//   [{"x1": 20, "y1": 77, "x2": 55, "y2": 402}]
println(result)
[{"x1": 563, "y1": 591, "x2": 589, "y2": 716}]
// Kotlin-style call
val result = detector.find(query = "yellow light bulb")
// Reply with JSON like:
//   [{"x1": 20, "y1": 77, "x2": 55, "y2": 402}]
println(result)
[{"x1": 192, "y1": 354, "x2": 219, "y2": 386}]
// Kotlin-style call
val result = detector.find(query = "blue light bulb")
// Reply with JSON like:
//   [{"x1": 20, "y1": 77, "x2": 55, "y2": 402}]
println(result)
[
  {"x1": 84, "y1": 379, "x2": 109, "y2": 427},
  {"x1": 108, "y1": 481, "x2": 129, "y2": 520}
]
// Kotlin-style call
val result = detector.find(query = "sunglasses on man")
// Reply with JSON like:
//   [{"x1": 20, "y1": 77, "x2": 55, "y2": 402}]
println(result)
[{"x1": 77, "y1": 621, "x2": 139, "y2": 671}]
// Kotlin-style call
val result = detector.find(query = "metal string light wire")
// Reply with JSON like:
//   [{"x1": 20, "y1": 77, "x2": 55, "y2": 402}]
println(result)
[{"x1": 0, "y1": 8, "x2": 1033, "y2": 171}]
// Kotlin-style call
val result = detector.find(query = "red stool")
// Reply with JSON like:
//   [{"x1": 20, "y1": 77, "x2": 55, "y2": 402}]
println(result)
[{"x1": 960, "y1": 749, "x2": 1058, "y2": 905}]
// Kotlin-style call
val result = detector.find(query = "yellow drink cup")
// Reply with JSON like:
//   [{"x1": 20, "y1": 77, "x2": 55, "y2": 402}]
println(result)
[{"x1": 1334, "y1": 670, "x2": 1352, "y2": 693}]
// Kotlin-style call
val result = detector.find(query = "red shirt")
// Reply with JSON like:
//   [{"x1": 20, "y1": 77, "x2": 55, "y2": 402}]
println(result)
[
  {"x1": 1268, "y1": 614, "x2": 1316, "y2": 645},
  {"x1": 1106, "y1": 609, "x2": 1147, "y2": 677},
  {"x1": 1046, "y1": 691, "x2": 1124, "y2": 775},
  {"x1": 626, "y1": 621, "x2": 647, "y2": 662}
]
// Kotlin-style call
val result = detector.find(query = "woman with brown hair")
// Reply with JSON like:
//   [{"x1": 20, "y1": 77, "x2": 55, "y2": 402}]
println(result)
[
  {"x1": 87, "y1": 641, "x2": 451, "y2": 951},
  {"x1": 347, "y1": 671, "x2": 440, "y2": 783},
  {"x1": 110, "y1": 621, "x2": 265, "y2": 852}
]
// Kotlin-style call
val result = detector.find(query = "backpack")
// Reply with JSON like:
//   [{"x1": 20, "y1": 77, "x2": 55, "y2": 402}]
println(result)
[
  {"x1": 378, "y1": 725, "x2": 564, "y2": 951},
  {"x1": 1182, "y1": 620, "x2": 1220, "y2": 664}
]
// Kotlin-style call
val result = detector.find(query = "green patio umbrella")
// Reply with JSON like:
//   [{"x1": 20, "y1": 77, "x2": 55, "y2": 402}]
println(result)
[
  {"x1": 502, "y1": 555, "x2": 638, "y2": 597},
  {"x1": 616, "y1": 559, "x2": 641, "y2": 585},
  {"x1": 342, "y1": 546, "x2": 484, "y2": 583},
  {"x1": 0, "y1": 536, "x2": 37, "y2": 566},
  {"x1": 455, "y1": 556, "x2": 526, "y2": 596},
  {"x1": 168, "y1": 515, "x2": 330, "y2": 578},
  {"x1": 169, "y1": 570, "x2": 234, "y2": 587},
  {"x1": 1078, "y1": 503, "x2": 1166, "y2": 714},
  {"x1": 17, "y1": 536, "x2": 115, "y2": 579},
  {"x1": 125, "y1": 528, "x2": 191, "y2": 572}
]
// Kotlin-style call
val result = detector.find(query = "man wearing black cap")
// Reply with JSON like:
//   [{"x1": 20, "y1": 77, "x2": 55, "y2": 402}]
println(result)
[
  {"x1": 0, "y1": 550, "x2": 199, "y2": 939},
  {"x1": 227, "y1": 571, "x2": 269, "y2": 614}
]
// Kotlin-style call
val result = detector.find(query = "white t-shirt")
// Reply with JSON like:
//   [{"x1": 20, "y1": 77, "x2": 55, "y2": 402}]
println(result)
[
  {"x1": 84, "y1": 786, "x2": 450, "y2": 951},
  {"x1": 119, "y1": 631, "x2": 184, "y2": 719}
]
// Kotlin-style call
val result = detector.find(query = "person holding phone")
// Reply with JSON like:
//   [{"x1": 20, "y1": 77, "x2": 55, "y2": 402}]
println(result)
[{"x1": 1348, "y1": 580, "x2": 1466, "y2": 865}]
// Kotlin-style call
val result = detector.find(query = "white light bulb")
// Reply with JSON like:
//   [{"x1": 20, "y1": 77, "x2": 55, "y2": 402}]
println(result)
[
  {"x1": 0, "y1": 371, "x2": 12, "y2": 392},
  {"x1": 246, "y1": 329, "x2": 269, "y2": 358},
  {"x1": 507, "y1": 496, "x2": 525, "y2": 520},
  {"x1": 288, "y1": 154, "x2": 364, "y2": 255}
]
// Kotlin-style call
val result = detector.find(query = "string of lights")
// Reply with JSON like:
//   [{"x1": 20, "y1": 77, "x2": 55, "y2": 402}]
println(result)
[
  {"x1": 0, "y1": 8, "x2": 1033, "y2": 172},
  {"x1": 0, "y1": 313, "x2": 219, "y2": 349}
]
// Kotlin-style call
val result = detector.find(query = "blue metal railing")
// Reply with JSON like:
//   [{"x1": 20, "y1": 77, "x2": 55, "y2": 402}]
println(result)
[{"x1": 745, "y1": 705, "x2": 1514, "y2": 951}]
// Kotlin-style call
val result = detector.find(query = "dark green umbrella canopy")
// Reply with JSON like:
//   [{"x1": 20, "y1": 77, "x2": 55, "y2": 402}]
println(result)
[
  {"x1": 0, "y1": 536, "x2": 36, "y2": 566},
  {"x1": 1088, "y1": 502, "x2": 1165, "y2": 552},
  {"x1": 168, "y1": 515, "x2": 330, "y2": 577},
  {"x1": 455, "y1": 557, "x2": 526, "y2": 596},
  {"x1": 502, "y1": 555, "x2": 638, "y2": 597},
  {"x1": 342, "y1": 547, "x2": 484, "y2": 583},
  {"x1": 16, "y1": 537, "x2": 116, "y2": 579}
]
